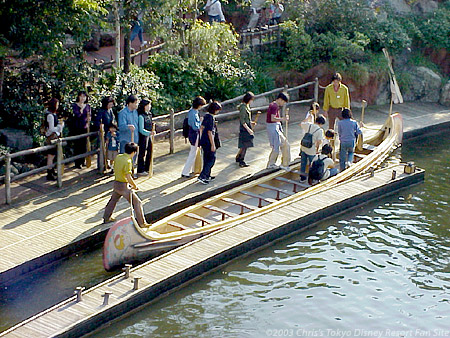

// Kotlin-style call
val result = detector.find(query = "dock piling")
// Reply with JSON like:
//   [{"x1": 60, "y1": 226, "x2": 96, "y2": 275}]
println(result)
[
  {"x1": 122, "y1": 264, "x2": 132, "y2": 279},
  {"x1": 74, "y1": 287, "x2": 85, "y2": 302},
  {"x1": 132, "y1": 277, "x2": 142, "y2": 291},
  {"x1": 101, "y1": 292, "x2": 113, "y2": 306}
]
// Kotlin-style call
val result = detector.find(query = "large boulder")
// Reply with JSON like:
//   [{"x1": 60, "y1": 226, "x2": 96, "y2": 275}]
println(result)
[
  {"x1": 413, "y1": 0, "x2": 439, "y2": 13},
  {"x1": 0, "y1": 128, "x2": 33, "y2": 151},
  {"x1": 384, "y1": 0, "x2": 412, "y2": 13},
  {"x1": 402, "y1": 66, "x2": 442, "y2": 102},
  {"x1": 440, "y1": 80, "x2": 450, "y2": 107}
]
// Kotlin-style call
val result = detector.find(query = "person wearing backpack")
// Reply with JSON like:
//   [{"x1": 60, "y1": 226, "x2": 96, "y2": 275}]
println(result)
[
  {"x1": 337, "y1": 108, "x2": 362, "y2": 171},
  {"x1": 181, "y1": 96, "x2": 207, "y2": 178},
  {"x1": 308, "y1": 144, "x2": 338, "y2": 185},
  {"x1": 299, "y1": 114, "x2": 326, "y2": 181}
]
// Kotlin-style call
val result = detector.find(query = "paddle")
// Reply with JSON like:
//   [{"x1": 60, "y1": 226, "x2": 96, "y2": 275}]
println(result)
[
  {"x1": 285, "y1": 107, "x2": 290, "y2": 138},
  {"x1": 149, "y1": 123, "x2": 155, "y2": 177},
  {"x1": 99, "y1": 124, "x2": 107, "y2": 172},
  {"x1": 356, "y1": 100, "x2": 366, "y2": 152},
  {"x1": 86, "y1": 111, "x2": 92, "y2": 168}
]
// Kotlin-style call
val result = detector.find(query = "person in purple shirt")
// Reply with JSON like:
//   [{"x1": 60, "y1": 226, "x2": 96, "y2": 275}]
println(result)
[
  {"x1": 337, "y1": 108, "x2": 362, "y2": 171},
  {"x1": 118, "y1": 95, "x2": 139, "y2": 155},
  {"x1": 71, "y1": 91, "x2": 91, "y2": 169}
]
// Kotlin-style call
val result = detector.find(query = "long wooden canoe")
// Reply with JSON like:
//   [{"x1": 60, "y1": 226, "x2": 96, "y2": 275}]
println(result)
[{"x1": 103, "y1": 113, "x2": 403, "y2": 271}]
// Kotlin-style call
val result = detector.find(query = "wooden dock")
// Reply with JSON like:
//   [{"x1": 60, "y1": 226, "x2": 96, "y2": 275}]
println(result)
[{"x1": 0, "y1": 164, "x2": 424, "y2": 338}]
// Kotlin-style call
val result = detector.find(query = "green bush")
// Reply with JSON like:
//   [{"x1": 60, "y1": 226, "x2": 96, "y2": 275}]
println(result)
[
  {"x1": 144, "y1": 53, "x2": 208, "y2": 111},
  {"x1": 281, "y1": 20, "x2": 313, "y2": 72}
]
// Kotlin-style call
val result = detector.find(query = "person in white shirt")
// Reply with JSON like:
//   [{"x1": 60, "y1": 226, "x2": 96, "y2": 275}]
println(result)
[
  {"x1": 204, "y1": 0, "x2": 225, "y2": 23},
  {"x1": 299, "y1": 114, "x2": 326, "y2": 181}
]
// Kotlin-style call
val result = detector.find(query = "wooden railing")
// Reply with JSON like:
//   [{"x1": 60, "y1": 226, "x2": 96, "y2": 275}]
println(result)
[
  {"x1": 0, "y1": 131, "x2": 105, "y2": 204},
  {"x1": 93, "y1": 42, "x2": 166, "y2": 70},
  {"x1": 0, "y1": 78, "x2": 319, "y2": 204},
  {"x1": 239, "y1": 24, "x2": 282, "y2": 52}
]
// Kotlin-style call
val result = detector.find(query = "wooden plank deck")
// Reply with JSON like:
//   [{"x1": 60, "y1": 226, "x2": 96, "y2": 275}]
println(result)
[{"x1": 0, "y1": 164, "x2": 424, "y2": 338}]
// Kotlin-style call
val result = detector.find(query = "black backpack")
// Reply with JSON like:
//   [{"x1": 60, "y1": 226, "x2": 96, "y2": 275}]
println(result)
[
  {"x1": 309, "y1": 156, "x2": 325, "y2": 181},
  {"x1": 182, "y1": 117, "x2": 190, "y2": 139},
  {"x1": 301, "y1": 125, "x2": 319, "y2": 148}
]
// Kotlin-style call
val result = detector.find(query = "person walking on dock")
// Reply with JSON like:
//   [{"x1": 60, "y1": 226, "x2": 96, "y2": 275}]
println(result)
[
  {"x1": 299, "y1": 114, "x2": 326, "y2": 182},
  {"x1": 198, "y1": 102, "x2": 222, "y2": 184},
  {"x1": 103, "y1": 142, "x2": 149, "y2": 227},
  {"x1": 181, "y1": 96, "x2": 207, "y2": 178},
  {"x1": 266, "y1": 92, "x2": 290, "y2": 170},
  {"x1": 337, "y1": 108, "x2": 362, "y2": 171},
  {"x1": 236, "y1": 92, "x2": 256, "y2": 168},
  {"x1": 137, "y1": 98, "x2": 153, "y2": 176},
  {"x1": 323, "y1": 73, "x2": 350, "y2": 130}
]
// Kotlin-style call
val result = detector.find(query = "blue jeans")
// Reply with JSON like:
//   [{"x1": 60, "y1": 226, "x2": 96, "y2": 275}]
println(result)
[
  {"x1": 340, "y1": 140, "x2": 355, "y2": 171},
  {"x1": 300, "y1": 151, "x2": 316, "y2": 176},
  {"x1": 130, "y1": 25, "x2": 143, "y2": 44},
  {"x1": 209, "y1": 15, "x2": 222, "y2": 23},
  {"x1": 199, "y1": 146, "x2": 216, "y2": 180},
  {"x1": 329, "y1": 167, "x2": 339, "y2": 177}
]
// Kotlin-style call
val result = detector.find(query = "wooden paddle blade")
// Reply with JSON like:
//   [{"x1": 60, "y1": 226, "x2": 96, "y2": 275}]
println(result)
[
  {"x1": 86, "y1": 126, "x2": 92, "y2": 168},
  {"x1": 149, "y1": 140, "x2": 154, "y2": 177},
  {"x1": 356, "y1": 133, "x2": 364, "y2": 151},
  {"x1": 193, "y1": 148, "x2": 202, "y2": 174}
]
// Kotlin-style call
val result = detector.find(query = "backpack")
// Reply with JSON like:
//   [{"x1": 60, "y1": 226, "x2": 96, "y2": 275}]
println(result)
[
  {"x1": 309, "y1": 156, "x2": 325, "y2": 181},
  {"x1": 301, "y1": 125, "x2": 319, "y2": 149},
  {"x1": 182, "y1": 117, "x2": 190, "y2": 139}
]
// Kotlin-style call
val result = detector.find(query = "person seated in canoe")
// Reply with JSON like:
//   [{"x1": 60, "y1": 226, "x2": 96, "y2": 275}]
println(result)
[
  {"x1": 103, "y1": 142, "x2": 150, "y2": 227},
  {"x1": 337, "y1": 108, "x2": 362, "y2": 171},
  {"x1": 299, "y1": 114, "x2": 326, "y2": 181},
  {"x1": 308, "y1": 144, "x2": 338, "y2": 185}
]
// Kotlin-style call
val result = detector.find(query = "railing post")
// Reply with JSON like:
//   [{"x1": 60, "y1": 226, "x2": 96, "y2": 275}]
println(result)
[
  {"x1": 5, "y1": 154, "x2": 11, "y2": 204},
  {"x1": 56, "y1": 139, "x2": 63, "y2": 188},
  {"x1": 99, "y1": 128, "x2": 105, "y2": 173},
  {"x1": 314, "y1": 77, "x2": 319, "y2": 103},
  {"x1": 169, "y1": 109, "x2": 175, "y2": 154}
]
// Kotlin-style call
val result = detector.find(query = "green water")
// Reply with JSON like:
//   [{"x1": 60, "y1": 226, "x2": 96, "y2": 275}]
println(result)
[
  {"x1": 0, "y1": 131, "x2": 448, "y2": 336},
  {"x1": 91, "y1": 132, "x2": 449, "y2": 337}
]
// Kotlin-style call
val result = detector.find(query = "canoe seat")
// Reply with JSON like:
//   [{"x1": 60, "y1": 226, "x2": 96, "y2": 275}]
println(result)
[
  {"x1": 239, "y1": 190, "x2": 277, "y2": 207},
  {"x1": 167, "y1": 221, "x2": 193, "y2": 231},
  {"x1": 203, "y1": 205, "x2": 238, "y2": 221},
  {"x1": 185, "y1": 213, "x2": 211, "y2": 227},
  {"x1": 275, "y1": 177, "x2": 308, "y2": 193},
  {"x1": 258, "y1": 184, "x2": 294, "y2": 200},
  {"x1": 221, "y1": 197, "x2": 256, "y2": 214}
]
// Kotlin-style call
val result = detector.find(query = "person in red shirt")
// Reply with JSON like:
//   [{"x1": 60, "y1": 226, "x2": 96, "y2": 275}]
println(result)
[{"x1": 266, "y1": 92, "x2": 290, "y2": 169}]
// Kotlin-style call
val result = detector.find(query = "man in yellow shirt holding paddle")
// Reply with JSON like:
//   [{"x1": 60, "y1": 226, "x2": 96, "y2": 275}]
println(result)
[
  {"x1": 103, "y1": 142, "x2": 149, "y2": 227},
  {"x1": 323, "y1": 72, "x2": 350, "y2": 130}
]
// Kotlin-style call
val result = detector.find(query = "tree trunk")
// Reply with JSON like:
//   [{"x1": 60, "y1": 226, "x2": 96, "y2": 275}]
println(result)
[
  {"x1": 0, "y1": 57, "x2": 4, "y2": 101},
  {"x1": 123, "y1": 32, "x2": 131, "y2": 73}
]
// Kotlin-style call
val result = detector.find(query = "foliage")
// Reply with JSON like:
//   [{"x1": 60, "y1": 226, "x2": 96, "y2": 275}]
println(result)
[
  {"x1": 280, "y1": 20, "x2": 313, "y2": 72},
  {"x1": 144, "y1": 53, "x2": 207, "y2": 111},
  {"x1": 92, "y1": 65, "x2": 165, "y2": 114},
  {"x1": 405, "y1": 1, "x2": 450, "y2": 50},
  {"x1": 185, "y1": 20, "x2": 240, "y2": 66}
]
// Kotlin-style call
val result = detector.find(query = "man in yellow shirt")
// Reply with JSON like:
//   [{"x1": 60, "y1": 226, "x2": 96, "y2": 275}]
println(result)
[
  {"x1": 103, "y1": 142, "x2": 149, "y2": 227},
  {"x1": 322, "y1": 73, "x2": 350, "y2": 130}
]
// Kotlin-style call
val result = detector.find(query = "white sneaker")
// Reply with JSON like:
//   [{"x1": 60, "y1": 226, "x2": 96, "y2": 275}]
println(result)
[
  {"x1": 279, "y1": 165, "x2": 291, "y2": 171},
  {"x1": 267, "y1": 164, "x2": 279, "y2": 170},
  {"x1": 140, "y1": 41, "x2": 148, "y2": 47}
]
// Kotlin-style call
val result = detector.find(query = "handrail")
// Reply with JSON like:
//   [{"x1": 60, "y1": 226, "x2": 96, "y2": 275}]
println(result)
[
  {"x1": 1, "y1": 129, "x2": 106, "y2": 204},
  {"x1": 1, "y1": 79, "x2": 319, "y2": 204}
]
